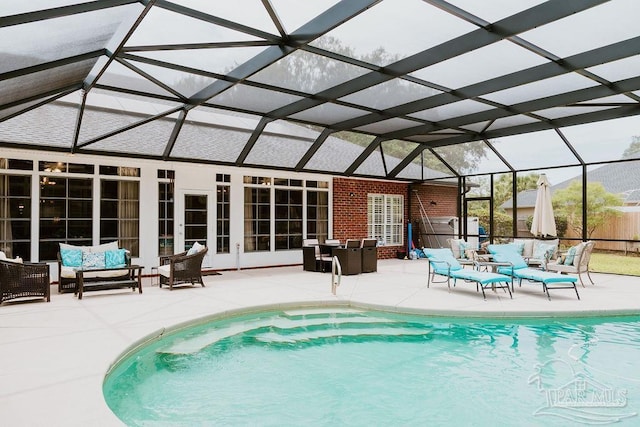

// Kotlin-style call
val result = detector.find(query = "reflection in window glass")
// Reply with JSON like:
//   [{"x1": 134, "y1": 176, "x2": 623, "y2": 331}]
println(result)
[
  {"x1": 39, "y1": 177, "x2": 93, "y2": 261},
  {"x1": 340, "y1": 79, "x2": 441, "y2": 110},
  {"x1": 249, "y1": 50, "x2": 369, "y2": 94},
  {"x1": 244, "y1": 187, "x2": 270, "y2": 252},
  {"x1": 436, "y1": 140, "x2": 508, "y2": 176},
  {"x1": 1, "y1": 159, "x2": 33, "y2": 171},
  {"x1": 101, "y1": 179, "x2": 139, "y2": 256},
  {"x1": 217, "y1": 185, "x2": 230, "y2": 254},
  {"x1": 307, "y1": 190, "x2": 328, "y2": 242},
  {"x1": 158, "y1": 180, "x2": 174, "y2": 256},
  {"x1": 275, "y1": 189, "x2": 303, "y2": 250},
  {"x1": 0, "y1": 174, "x2": 31, "y2": 260},
  {"x1": 184, "y1": 195, "x2": 207, "y2": 251}
]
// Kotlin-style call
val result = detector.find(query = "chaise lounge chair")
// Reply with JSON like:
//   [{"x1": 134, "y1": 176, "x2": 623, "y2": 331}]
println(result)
[
  {"x1": 487, "y1": 247, "x2": 580, "y2": 300},
  {"x1": 423, "y1": 248, "x2": 512, "y2": 300}
]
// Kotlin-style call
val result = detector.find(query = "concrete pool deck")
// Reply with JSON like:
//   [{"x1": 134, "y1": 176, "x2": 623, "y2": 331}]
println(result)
[{"x1": 2, "y1": 258, "x2": 640, "y2": 426}]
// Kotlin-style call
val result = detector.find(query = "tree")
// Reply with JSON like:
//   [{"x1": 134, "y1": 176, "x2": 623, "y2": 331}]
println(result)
[
  {"x1": 467, "y1": 206, "x2": 513, "y2": 239},
  {"x1": 621, "y1": 135, "x2": 640, "y2": 159},
  {"x1": 429, "y1": 142, "x2": 489, "y2": 175},
  {"x1": 552, "y1": 181, "x2": 623, "y2": 238},
  {"x1": 210, "y1": 36, "x2": 489, "y2": 175},
  {"x1": 526, "y1": 214, "x2": 568, "y2": 237},
  {"x1": 492, "y1": 173, "x2": 540, "y2": 207}
]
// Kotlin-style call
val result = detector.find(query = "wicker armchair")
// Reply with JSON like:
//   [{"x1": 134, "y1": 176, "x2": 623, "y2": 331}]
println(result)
[
  {"x1": 0, "y1": 260, "x2": 50, "y2": 304},
  {"x1": 158, "y1": 247, "x2": 208, "y2": 290}
]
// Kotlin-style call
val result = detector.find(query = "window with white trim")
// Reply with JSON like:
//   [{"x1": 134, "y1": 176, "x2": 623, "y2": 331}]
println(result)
[{"x1": 367, "y1": 194, "x2": 403, "y2": 246}]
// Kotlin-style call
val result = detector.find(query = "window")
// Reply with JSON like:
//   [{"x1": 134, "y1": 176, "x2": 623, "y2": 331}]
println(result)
[
  {"x1": 39, "y1": 177, "x2": 93, "y2": 260},
  {"x1": 244, "y1": 187, "x2": 270, "y2": 252},
  {"x1": 158, "y1": 185, "x2": 174, "y2": 256},
  {"x1": 244, "y1": 176, "x2": 331, "y2": 252},
  {"x1": 40, "y1": 161, "x2": 94, "y2": 174},
  {"x1": 100, "y1": 165, "x2": 139, "y2": 176},
  {"x1": 368, "y1": 194, "x2": 403, "y2": 246},
  {"x1": 101, "y1": 177, "x2": 139, "y2": 256},
  {"x1": 158, "y1": 169, "x2": 174, "y2": 256},
  {"x1": 216, "y1": 184, "x2": 230, "y2": 254},
  {"x1": 184, "y1": 194, "x2": 207, "y2": 251},
  {"x1": 1, "y1": 158, "x2": 33, "y2": 171},
  {"x1": 275, "y1": 188, "x2": 303, "y2": 250},
  {"x1": 306, "y1": 190, "x2": 328, "y2": 242},
  {"x1": 0, "y1": 174, "x2": 31, "y2": 260}
]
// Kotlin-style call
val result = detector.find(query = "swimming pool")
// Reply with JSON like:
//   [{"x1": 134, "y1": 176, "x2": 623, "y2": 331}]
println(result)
[{"x1": 104, "y1": 308, "x2": 640, "y2": 425}]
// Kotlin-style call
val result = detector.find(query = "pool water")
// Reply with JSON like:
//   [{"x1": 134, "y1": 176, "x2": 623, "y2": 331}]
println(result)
[{"x1": 104, "y1": 309, "x2": 640, "y2": 426}]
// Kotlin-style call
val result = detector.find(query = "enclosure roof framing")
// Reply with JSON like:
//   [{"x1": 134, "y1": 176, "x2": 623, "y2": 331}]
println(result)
[{"x1": 1, "y1": 0, "x2": 639, "y2": 181}]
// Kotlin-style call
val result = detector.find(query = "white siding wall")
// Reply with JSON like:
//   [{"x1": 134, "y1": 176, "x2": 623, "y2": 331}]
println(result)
[{"x1": 2, "y1": 148, "x2": 332, "y2": 280}]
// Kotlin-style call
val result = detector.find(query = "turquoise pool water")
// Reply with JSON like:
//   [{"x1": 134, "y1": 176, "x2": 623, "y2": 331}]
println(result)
[{"x1": 104, "y1": 309, "x2": 640, "y2": 426}]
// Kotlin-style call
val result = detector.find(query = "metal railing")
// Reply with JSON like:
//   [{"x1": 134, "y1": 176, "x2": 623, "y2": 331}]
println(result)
[{"x1": 331, "y1": 256, "x2": 342, "y2": 295}]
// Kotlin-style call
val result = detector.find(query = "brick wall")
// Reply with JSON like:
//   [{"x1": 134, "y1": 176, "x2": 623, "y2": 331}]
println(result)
[
  {"x1": 409, "y1": 183, "x2": 459, "y2": 250},
  {"x1": 332, "y1": 178, "x2": 458, "y2": 259}
]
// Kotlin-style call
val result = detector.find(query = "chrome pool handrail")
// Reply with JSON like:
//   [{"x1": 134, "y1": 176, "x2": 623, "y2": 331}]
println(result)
[{"x1": 331, "y1": 256, "x2": 342, "y2": 295}]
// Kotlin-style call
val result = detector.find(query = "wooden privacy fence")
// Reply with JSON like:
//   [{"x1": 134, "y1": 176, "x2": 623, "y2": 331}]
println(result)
[{"x1": 564, "y1": 210, "x2": 640, "y2": 252}]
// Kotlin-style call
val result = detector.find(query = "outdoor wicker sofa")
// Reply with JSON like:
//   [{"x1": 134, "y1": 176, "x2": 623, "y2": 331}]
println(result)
[
  {"x1": 56, "y1": 242, "x2": 133, "y2": 293},
  {"x1": 0, "y1": 259, "x2": 50, "y2": 304}
]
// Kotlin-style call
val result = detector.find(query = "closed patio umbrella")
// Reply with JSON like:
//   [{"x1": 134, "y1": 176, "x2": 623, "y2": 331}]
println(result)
[{"x1": 530, "y1": 174, "x2": 557, "y2": 237}]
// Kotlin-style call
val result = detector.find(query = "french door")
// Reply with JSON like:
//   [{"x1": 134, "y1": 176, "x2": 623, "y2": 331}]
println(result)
[{"x1": 176, "y1": 191, "x2": 213, "y2": 252}]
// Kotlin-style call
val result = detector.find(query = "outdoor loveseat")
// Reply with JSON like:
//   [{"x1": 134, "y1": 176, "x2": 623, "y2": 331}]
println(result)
[{"x1": 57, "y1": 241, "x2": 132, "y2": 293}]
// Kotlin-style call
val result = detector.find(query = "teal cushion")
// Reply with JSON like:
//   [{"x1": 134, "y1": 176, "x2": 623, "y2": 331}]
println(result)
[
  {"x1": 513, "y1": 269, "x2": 577, "y2": 284},
  {"x1": 564, "y1": 245, "x2": 578, "y2": 265},
  {"x1": 458, "y1": 241, "x2": 471, "y2": 259},
  {"x1": 450, "y1": 269, "x2": 510, "y2": 285},
  {"x1": 422, "y1": 248, "x2": 463, "y2": 273},
  {"x1": 60, "y1": 248, "x2": 83, "y2": 267},
  {"x1": 105, "y1": 249, "x2": 126, "y2": 268},
  {"x1": 490, "y1": 251, "x2": 528, "y2": 270},
  {"x1": 487, "y1": 243, "x2": 523, "y2": 255},
  {"x1": 533, "y1": 242, "x2": 556, "y2": 260},
  {"x1": 82, "y1": 251, "x2": 105, "y2": 269},
  {"x1": 497, "y1": 266, "x2": 516, "y2": 275}
]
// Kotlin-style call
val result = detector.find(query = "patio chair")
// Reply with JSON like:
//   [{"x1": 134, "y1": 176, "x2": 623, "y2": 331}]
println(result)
[
  {"x1": 487, "y1": 247, "x2": 580, "y2": 300},
  {"x1": 0, "y1": 259, "x2": 50, "y2": 304},
  {"x1": 545, "y1": 241, "x2": 595, "y2": 287},
  {"x1": 302, "y1": 239, "x2": 321, "y2": 271},
  {"x1": 446, "y1": 238, "x2": 475, "y2": 266},
  {"x1": 422, "y1": 248, "x2": 512, "y2": 300},
  {"x1": 158, "y1": 245, "x2": 208, "y2": 290},
  {"x1": 318, "y1": 239, "x2": 341, "y2": 272}
]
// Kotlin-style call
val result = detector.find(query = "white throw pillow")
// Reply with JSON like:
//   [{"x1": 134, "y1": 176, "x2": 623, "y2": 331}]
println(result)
[
  {"x1": 60, "y1": 242, "x2": 91, "y2": 253},
  {"x1": 92, "y1": 241, "x2": 119, "y2": 253},
  {"x1": 187, "y1": 241, "x2": 205, "y2": 255}
]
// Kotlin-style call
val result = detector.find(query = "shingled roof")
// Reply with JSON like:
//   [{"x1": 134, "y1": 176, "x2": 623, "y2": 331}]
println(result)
[{"x1": 502, "y1": 161, "x2": 640, "y2": 209}]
